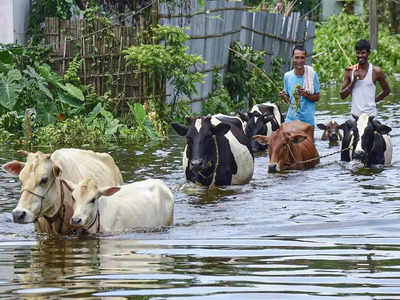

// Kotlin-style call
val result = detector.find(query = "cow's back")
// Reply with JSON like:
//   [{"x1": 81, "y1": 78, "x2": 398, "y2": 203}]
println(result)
[
  {"x1": 281, "y1": 120, "x2": 314, "y2": 140},
  {"x1": 281, "y1": 121, "x2": 319, "y2": 170},
  {"x1": 212, "y1": 115, "x2": 254, "y2": 185},
  {"x1": 99, "y1": 179, "x2": 174, "y2": 232},
  {"x1": 51, "y1": 148, "x2": 123, "y2": 186}
]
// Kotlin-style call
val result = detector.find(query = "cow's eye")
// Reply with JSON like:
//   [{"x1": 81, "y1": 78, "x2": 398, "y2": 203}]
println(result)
[
  {"x1": 282, "y1": 144, "x2": 286, "y2": 148},
  {"x1": 90, "y1": 197, "x2": 96, "y2": 204},
  {"x1": 71, "y1": 195, "x2": 76, "y2": 202},
  {"x1": 40, "y1": 178, "x2": 48, "y2": 185}
]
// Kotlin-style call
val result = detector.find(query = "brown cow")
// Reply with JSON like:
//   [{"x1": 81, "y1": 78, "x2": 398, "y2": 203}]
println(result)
[
  {"x1": 253, "y1": 120, "x2": 319, "y2": 172},
  {"x1": 317, "y1": 120, "x2": 342, "y2": 146}
]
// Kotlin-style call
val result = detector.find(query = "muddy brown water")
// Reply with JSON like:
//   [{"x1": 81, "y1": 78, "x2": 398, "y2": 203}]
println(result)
[{"x1": 0, "y1": 82, "x2": 400, "y2": 299}]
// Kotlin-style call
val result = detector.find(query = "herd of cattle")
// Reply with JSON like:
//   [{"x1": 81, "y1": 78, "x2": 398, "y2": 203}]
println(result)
[{"x1": 1, "y1": 102, "x2": 393, "y2": 235}]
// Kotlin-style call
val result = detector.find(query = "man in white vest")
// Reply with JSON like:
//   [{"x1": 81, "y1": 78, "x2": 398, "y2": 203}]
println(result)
[{"x1": 340, "y1": 39, "x2": 391, "y2": 119}]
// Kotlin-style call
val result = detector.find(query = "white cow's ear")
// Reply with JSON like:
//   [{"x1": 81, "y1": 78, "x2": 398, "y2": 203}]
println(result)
[
  {"x1": 100, "y1": 186, "x2": 121, "y2": 197},
  {"x1": 253, "y1": 135, "x2": 269, "y2": 145},
  {"x1": 53, "y1": 164, "x2": 62, "y2": 178},
  {"x1": 317, "y1": 123, "x2": 327, "y2": 130},
  {"x1": 2, "y1": 160, "x2": 25, "y2": 176}
]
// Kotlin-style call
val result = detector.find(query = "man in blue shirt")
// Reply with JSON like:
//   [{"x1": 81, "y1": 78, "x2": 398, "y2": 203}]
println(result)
[{"x1": 279, "y1": 45, "x2": 320, "y2": 130}]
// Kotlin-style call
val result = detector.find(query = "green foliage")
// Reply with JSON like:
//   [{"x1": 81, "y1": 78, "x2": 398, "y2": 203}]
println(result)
[
  {"x1": 28, "y1": 0, "x2": 76, "y2": 42},
  {"x1": 124, "y1": 25, "x2": 206, "y2": 117},
  {"x1": 34, "y1": 117, "x2": 107, "y2": 147},
  {"x1": 202, "y1": 71, "x2": 245, "y2": 116},
  {"x1": 0, "y1": 112, "x2": 23, "y2": 143},
  {"x1": 313, "y1": 12, "x2": 400, "y2": 84},
  {"x1": 224, "y1": 41, "x2": 283, "y2": 108},
  {"x1": 0, "y1": 44, "x2": 84, "y2": 125},
  {"x1": 0, "y1": 70, "x2": 23, "y2": 111},
  {"x1": 32, "y1": 102, "x2": 160, "y2": 147},
  {"x1": 64, "y1": 55, "x2": 82, "y2": 85}
]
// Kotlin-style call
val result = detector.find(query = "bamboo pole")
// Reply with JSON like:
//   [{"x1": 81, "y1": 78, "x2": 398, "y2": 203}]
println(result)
[
  {"x1": 334, "y1": 37, "x2": 352, "y2": 66},
  {"x1": 228, "y1": 47, "x2": 281, "y2": 93}
]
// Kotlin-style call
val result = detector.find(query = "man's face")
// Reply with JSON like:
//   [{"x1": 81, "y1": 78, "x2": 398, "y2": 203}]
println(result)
[
  {"x1": 292, "y1": 49, "x2": 306, "y2": 71},
  {"x1": 356, "y1": 49, "x2": 370, "y2": 65}
]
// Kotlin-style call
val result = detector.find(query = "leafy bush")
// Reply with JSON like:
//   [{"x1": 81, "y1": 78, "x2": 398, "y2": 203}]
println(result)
[
  {"x1": 224, "y1": 41, "x2": 283, "y2": 108},
  {"x1": 313, "y1": 12, "x2": 400, "y2": 84},
  {"x1": 124, "y1": 25, "x2": 205, "y2": 119},
  {"x1": 202, "y1": 71, "x2": 245, "y2": 116}
]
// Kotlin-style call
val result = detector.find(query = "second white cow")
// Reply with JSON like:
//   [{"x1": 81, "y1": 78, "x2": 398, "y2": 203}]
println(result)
[{"x1": 62, "y1": 177, "x2": 174, "y2": 233}]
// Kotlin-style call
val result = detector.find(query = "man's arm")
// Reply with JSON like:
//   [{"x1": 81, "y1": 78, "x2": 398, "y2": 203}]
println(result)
[
  {"x1": 375, "y1": 67, "x2": 391, "y2": 103},
  {"x1": 340, "y1": 69, "x2": 357, "y2": 99}
]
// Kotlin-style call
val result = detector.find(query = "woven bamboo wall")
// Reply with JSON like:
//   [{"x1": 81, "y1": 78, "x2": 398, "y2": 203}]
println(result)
[{"x1": 44, "y1": 14, "x2": 157, "y2": 110}]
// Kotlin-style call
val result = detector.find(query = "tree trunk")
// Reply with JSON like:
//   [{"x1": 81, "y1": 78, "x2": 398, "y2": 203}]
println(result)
[{"x1": 369, "y1": 0, "x2": 378, "y2": 50}]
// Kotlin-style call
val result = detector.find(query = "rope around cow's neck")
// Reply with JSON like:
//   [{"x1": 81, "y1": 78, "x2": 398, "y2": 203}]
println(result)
[
  {"x1": 86, "y1": 209, "x2": 100, "y2": 232},
  {"x1": 197, "y1": 135, "x2": 219, "y2": 188},
  {"x1": 287, "y1": 143, "x2": 351, "y2": 167}
]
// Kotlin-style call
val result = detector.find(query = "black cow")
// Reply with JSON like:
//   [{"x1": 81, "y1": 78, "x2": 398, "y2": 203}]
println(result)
[
  {"x1": 239, "y1": 102, "x2": 284, "y2": 152},
  {"x1": 172, "y1": 114, "x2": 254, "y2": 187},
  {"x1": 339, "y1": 113, "x2": 392, "y2": 166}
]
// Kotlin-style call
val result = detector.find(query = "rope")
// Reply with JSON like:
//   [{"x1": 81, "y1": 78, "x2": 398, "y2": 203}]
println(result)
[{"x1": 288, "y1": 144, "x2": 351, "y2": 166}]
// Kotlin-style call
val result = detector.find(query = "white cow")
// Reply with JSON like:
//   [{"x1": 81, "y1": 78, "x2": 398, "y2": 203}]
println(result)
[
  {"x1": 2, "y1": 148, "x2": 123, "y2": 234},
  {"x1": 62, "y1": 177, "x2": 174, "y2": 233}
]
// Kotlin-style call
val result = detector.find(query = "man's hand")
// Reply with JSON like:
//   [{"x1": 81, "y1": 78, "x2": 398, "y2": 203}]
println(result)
[
  {"x1": 298, "y1": 87, "x2": 308, "y2": 97},
  {"x1": 279, "y1": 90, "x2": 290, "y2": 104},
  {"x1": 353, "y1": 69, "x2": 361, "y2": 81}
]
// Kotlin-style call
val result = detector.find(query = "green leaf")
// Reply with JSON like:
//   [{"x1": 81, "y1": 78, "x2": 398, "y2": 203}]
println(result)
[
  {"x1": 133, "y1": 103, "x2": 146, "y2": 124},
  {"x1": 0, "y1": 50, "x2": 13, "y2": 64},
  {"x1": 59, "y1": 93, "x2": 84, "y2": 107},
  {"x1": 0, "y1": 70, "x2": 23, "y2": 110},
  {"x1": 87, "y1": 103, "x2": 103, "y2": 122},
  {"x1": 38, "y1": 81, "x2": 53, "y2": 100},
  {"x1": 36, "y1": 101, "x2": 58, "y2": 125},
  {"x1": 57, "y1": 83, "x2": 84, "y2": 101}
]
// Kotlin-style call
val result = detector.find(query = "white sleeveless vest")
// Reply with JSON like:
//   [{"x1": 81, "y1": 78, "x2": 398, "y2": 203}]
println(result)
[{"x1": 351, "y1": 63, "x2": 376, "y2": 117}]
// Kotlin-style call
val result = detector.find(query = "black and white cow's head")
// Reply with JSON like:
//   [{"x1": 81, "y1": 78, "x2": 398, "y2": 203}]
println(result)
[
  {"x1": 339, "y1": 114, "x2": 392, "y2": 166},
  {"x1": 240, "y1": 111, "x2": 278, "y2": 152},
  {"x1": 239, "y1": 103, "x2": 283, "y2": 153},
  {"x1": 172, "y1": 116, "x2": 230, "y2": 180}
]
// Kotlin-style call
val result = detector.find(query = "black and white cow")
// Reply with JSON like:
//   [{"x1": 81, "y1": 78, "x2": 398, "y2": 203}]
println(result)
[
  {"x1": 172, "y1": 114, "x2": 254, "y2": 187},
  {"x1": 339, "y1": 113, "x2": 392, "y2": 166},
  {"x1": 239, "y1": 102, "x2": 284, "y2": 152}
]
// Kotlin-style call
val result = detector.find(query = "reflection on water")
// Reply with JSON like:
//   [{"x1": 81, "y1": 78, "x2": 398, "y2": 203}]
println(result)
[{"x1": 0, "y1": 82, "x2": 400, "y2": 298}]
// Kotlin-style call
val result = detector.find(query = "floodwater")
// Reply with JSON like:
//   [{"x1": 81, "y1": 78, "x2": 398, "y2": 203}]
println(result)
[{"x1": 0, "y1": 81, "x2": 400, "y2": 299}]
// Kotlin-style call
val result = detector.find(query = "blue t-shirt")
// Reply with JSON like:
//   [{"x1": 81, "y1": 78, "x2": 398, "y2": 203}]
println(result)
[{"x1": 284, "y1": 69, "x2": 320, "y2": 126}]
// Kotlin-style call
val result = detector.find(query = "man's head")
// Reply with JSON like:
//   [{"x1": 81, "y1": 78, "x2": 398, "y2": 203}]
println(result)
[
  {"x1": 291, "y1": 45, "x2": 306, "y2": 73},
  {"x1": 355, "y1": 39, "x2": 371, "y2": 52},
  {"x1": 355, "y1": 39, "x2": 370, "y2": 65}
]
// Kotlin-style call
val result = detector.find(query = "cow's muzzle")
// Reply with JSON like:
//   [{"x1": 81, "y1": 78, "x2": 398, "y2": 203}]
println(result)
[
  {"x1": 12, "y1": 209, "x2": 32, "y2": 224},
  {"x1": 70, "y1": 217, "x2": 82, "y2": 226},
  {"x1": 329, "y1": 133, "x2": 339, "y2": 142},
  {"x1": 353, "y1": 150, "x2": 367, "y2": 162},
  {"x1": 190, "y1": 159, "x2": 206, "y2": 172}
]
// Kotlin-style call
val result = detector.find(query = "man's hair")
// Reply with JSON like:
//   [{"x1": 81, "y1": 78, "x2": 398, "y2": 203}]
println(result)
[
  {"x1": 292, "y1": 44, "x2": 306, "y2": 56},
  {"x1": 355, "y1": 39, "x2": 371, "y2": 52}
]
